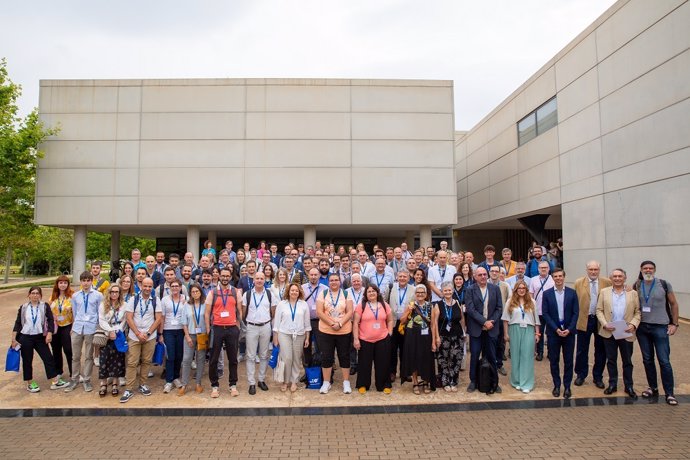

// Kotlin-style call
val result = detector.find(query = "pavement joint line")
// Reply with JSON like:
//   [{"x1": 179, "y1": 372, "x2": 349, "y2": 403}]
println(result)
[{"x1": 1, "y1": 394, "x2": 686, "y2": 417}]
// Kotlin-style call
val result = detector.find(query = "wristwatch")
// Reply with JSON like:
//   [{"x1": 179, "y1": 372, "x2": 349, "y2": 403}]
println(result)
[{"x1": 146, "y1": 331, "x2": 152, "y2": 337}]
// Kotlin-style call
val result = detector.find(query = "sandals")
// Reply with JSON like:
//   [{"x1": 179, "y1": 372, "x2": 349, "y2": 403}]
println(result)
[
  {"x1": 666, "y1": 395, "x2": 678, "y2": 406},
  {"x1": 641, "y1": 388, "x2": 659, "y2": 398},
  {"x1": 99, "y1": 385, "x2": 107, "y2": 397},
  {"x1": 111, "y1": 385, "x2": 119, "y2": 396},
  {"x1": 412, "y1": 384, "x2": 421, "y2": 395},
  {"x1": 290, "y1": 383, "x2": 298, "y2": 392}
]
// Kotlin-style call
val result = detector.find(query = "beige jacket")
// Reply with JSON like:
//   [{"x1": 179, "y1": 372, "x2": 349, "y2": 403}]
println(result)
[
  {"x1": 573, "y1": 276, "x2": 612, "y2": 331},
  {"x1": 596, "y1": 287, "x2": 641, "y2": 342}
]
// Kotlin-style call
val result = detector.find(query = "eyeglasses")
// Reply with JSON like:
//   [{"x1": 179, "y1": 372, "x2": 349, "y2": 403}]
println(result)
[
  {"x1": 415, "y1": 292, "x2": 426, "y2": 295},
  {"x1": 110, "y1": 291, "x2": 120, "y2": 295}
]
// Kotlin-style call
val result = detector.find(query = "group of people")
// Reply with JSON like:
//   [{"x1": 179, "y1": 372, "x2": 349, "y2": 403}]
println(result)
[{"x1": 10, "y1": 240, "x2": 680, "y2": 406}]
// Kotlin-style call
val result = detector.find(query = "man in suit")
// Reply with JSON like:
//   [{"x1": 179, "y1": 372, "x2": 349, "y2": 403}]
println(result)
[
  {"x1": 573, "y1": 260, "x2": 612, "y2": 388},
  {"x1": 542, "y1": 268, "x2": 579, "y2": 399},
  {"x1": 596, "y1": 268, "x2": 641, "y2": 399},
  {"x1": 465, "y1": 267, "x2": 503, "y2": 393}
]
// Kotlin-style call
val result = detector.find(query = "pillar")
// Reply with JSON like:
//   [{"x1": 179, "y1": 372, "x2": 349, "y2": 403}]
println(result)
[
  {"x1": 187, "y1": 225, "x2": 200, "y2": 263},
  {"x1": 419, "y1": 225, "x2": 432, "y2": 249},
  {"x1": 207, "y1": 231, "x2": 217, "y2": 248},
  {"x1": 110, "y1": 230, "x2": 120, "y2": 263},
  {"x1": 72, "y1": 225, "x2": 87, "y2": 283},
  {"x1": 303, "y1": 225, "x2": 316, "y2": 249},
  {"x1": 405, "y1": 230, "x2": 415, "y2": 250}
]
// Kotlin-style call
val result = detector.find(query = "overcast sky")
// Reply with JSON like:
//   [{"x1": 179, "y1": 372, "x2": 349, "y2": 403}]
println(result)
[{"x1": 2, "y1": 0, "x2": 615, "y2": 129}]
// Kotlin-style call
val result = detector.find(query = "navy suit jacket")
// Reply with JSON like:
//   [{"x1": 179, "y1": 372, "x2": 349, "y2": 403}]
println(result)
[
  {"x1": 541, "y1": 286, "x2": 579, "y2": 337},
  {"x1": 466, "y1": 283, "x2": 503, "y2": 338}
]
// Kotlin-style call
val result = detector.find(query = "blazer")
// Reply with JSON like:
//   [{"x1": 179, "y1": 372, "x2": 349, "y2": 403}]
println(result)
[
  {"x1": 573, "y1": 276, "x2": 612, "y2": 331},
  {"x1": 541, "y1": 287, "x2": 579, "y2": 337},
  {"x1": 596, "y1": 287, "x2": 641, "y2": 342},
  {"x1": 465, "y1": 283, "x2": 503, "y2": 338}
]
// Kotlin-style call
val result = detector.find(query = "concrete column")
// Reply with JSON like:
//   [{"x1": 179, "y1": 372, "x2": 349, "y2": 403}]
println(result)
[
  {"x1": 110, "y1": 230, "x2": 120, "y2": 263},
  {"x1": 405, "y1": 230, "x2": 415, "y2": 250},
  {"x1": 303, "y1": 225, "x2": 316, "y2": 249},
  {"x1": 207, "y1": 231, "x2": 217, "y2": 248},
  {"x1": 187, "y1": 225, "x2": 200, "y2": 263},
  {"x1": 73, "y1": 225, "x2": 87, "y2": 282},
  {"x1": 451, "y1": 229, "x2": 461, "y2": 253},
  {"x1": 419, "y1": 225, "x2": 432, "y2": 249}
]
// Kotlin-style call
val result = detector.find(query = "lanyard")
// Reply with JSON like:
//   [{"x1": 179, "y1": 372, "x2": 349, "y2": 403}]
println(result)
[
  {"x1": 134, "y1": 283, "x2": 141, "y2": 295},
  {"x1": 367, "y1": 302, "x2": 380, "y2": 320},
  {"x1": 375, "y1": 273, "x2": 384, "y2": 288},
  {"x1": 171, "y1": 297, "x2": 181, "y2": 317},
  {"x1": 139, "y1": 296, "x2": 152, "y2": 318},
  {"x1": 252, "y1": 290, "x2": 266, "y2": 310},
  {"x1": 248, "y1": 278, "x2": 254, "y2": 290},
  {"x1": 289, "y1": 269, "x2": 296, "y2": 282},
  {"x1": 57, "y1": 297, "x2": 65, "y2": 314},
  {"x1": 519, "y1": 306, "x2": 525, "y2": 321},
  {"x1": 480, "y1": 288, "x2": 488, "y2": 305},
  {"x1": 82, "y1": 291, "x2": 90, "y2": 314},
  {"x1": 113, "y1": 308, "x2": 121, "y2": 324},
  {"x1": 124, "y1": 293, "x2": 131, "y2": 303},
  {"x1": 289, "y1": 301, "x2": 297, "y2": 322},
  {"x1": 443, "y1": 300, "x2": 453, "y2": 323},
  {"x1": 219, "y1": 288, "x2": 231, "y2": 309},
  {"x1": 454, "y1": 288, "x2": 464, "y2": 303},
  {"x1": 194, "y1": 303, "x2": 202, "y2": 325},
  {"x1": 329, "y1": 289, "x2": 341, "y2": 308},
  {"x1": 439, "y1": 266, "x2": 446, "y2": 280},
  {"x1": 641, "y1": 279, "x2": 656, "y2": 306},
  {"x1": 30, "y1": 304, "x2": 39, "y2": 327},
  {"x1": 418, "y1": 303, "x2": 430, "y2": 326},
  {"x1": 279, "y1": 285, "x2": 286, "y2": 299},
  {"x1": 398, "y1": 285, "x2": 408, "y2": 306},
  {"x1": 352, "y1": 289, "x2": 362, "y2": 306}
]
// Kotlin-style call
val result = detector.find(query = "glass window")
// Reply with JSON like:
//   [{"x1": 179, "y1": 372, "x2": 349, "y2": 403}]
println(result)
[
  {"x1": 517, "y1": 113, "x2": 536, "y2": 146},
  {"x1": 536, "y1": 97, "x2": 557, "y2": 135}
]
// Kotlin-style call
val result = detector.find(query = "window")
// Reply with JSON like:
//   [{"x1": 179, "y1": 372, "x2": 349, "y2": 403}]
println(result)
[{"x1": 517, "y1": 96, "x2": 557, "y2": 146}]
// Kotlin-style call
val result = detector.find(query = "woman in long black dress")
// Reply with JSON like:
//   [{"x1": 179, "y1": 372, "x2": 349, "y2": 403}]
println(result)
[{"x1": 400, "y1": 284, "x2": 438, "y2": 394}]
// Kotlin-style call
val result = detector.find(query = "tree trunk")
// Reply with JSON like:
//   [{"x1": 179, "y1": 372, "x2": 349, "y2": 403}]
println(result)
[{"x1": 3, "y1": 246, "x2": 11, "y2": 284}]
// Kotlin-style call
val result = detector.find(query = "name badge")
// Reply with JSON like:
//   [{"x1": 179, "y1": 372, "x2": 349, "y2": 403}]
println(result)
[
  {"x1": 311, "y1": 304, "x2": 316, "y2": 310},
  {"x1": 642, "y1": 306, "x2": 651, "y2": 313},
  {"x1": 520, "y1": 323, "x2": 528, "y2": 328},
  {"x1": 372, "y1": 323, "x2": 381, "y2": 330},
  {"x1": 220, "y1": 311, "x2": 230, "y2": 318},
  {"x1": 171, "y1": 320, "x2": 180, "y2": 326},
  {"x1": 195, "y1": 327, "x2": 203, "y2": 334},
  {"x1": 57, "y1": 316, "x2": 65, "y2": 322},
  {"x1": 84, "y1": 315, "x2": 91, "y2": 322},
  {"x1": 445, "y1": 324, "x2": 452, "y2": 332},
  {"x1": 421, "y1": 328, "x2": 429, "y2": 336}
]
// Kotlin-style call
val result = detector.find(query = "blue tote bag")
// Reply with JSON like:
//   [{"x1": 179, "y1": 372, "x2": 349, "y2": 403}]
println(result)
[{"x1": 5, "y1": 347, "x2": 20, "y2": 373}]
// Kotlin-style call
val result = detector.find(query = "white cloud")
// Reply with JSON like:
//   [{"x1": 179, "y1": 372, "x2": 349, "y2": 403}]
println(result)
[{"x1": 2, "y1": 0, "x2": 615, "y2": 128}]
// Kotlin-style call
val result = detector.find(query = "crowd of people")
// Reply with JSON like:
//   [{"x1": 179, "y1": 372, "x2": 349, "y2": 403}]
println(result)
[{"x1": 10, "y1": 239, "x2": 680, "y2": 406}]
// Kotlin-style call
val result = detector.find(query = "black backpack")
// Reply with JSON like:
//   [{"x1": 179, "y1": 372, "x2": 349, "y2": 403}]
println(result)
[{"x1": 477, "y1": 357, "x2": 498, "y2": 394}]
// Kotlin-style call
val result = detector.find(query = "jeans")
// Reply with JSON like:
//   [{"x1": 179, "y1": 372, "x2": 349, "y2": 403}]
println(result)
[
  {"x1": 163, "y1": 329, "x2": 184, "y2": 383},
  {"x1": 637, "y1": 322, "x2": 674, "y2": 396},
  {"x1": 181, "y1": 335, "x2": 205, "y2": 386}
]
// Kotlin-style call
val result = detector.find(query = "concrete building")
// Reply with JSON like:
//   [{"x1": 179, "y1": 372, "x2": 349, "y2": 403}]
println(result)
[
  {"x1": 35, "y1": 79, "x2": 457, "y2": 276},
  {"x1": 453, "y1": 0, "x2": 690, "y2": 316}
]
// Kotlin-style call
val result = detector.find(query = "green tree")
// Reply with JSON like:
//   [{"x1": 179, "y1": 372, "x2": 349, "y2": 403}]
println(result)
[
  {"x1": 0, "y1": 58, "x2": 58, "y2": 283},
  {"x1": 26, "y1": 226, "x2": 73, "y2": 275}
]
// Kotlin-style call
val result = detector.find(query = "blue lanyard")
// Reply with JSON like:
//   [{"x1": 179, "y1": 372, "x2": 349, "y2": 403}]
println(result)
[
  {"x1": 138, "y1": 296, "x2": 151, "y2": 318},
  {"x1": 398, "y1": 285, "x2": 408, "y2": 306},
  {"x1": 368, "y1": 302, "x2": 379, "y2": 320},
  {"x1": 57, "y1": 297, "x2": 65, "y2": 314},
  {"x1": 519, "y1": 306, "x2": 525, "y2": 321},
  {"x1": 641, "y1": 279, "x2": 656, "y2": 306},
  {"x1": 124, "y1": 293, "x2": 131, "y2": 303},
  {"x1": 443, "y1": 300, "x2": 453, "y2": 323},
  {"x1": 134, "y1": 284, "x2": 141, "y2": 295},
  {"x1": 279, "y1": 285, "x2": 286, "y2": 299},
  {"x1": 289, "y1": 270, "x2": 296, "y2": 282},
  {"x1": 352, "y1": 289, "x2": 362, "y2": 306},
  {"x1": 171, "y1": 297, "x2": 181, "y2": 317},
  {"x1": 113, "y1": 308, "x2": 121, "y2": 324},
  {"x1": 193, "y1": 303, "x2": 202, "y2": 325},
  {"x1": 30, "y1": 304, "x2": 39, "y2": 327},
  {"x1": 439, "y1": 267, "x2": 446, "y2": 280},
  {"x1": 219, "y1": 288, "x2": 231, "y2": 309},
  {"x1": 252, "y1": 290, "x2": 265, "y2": 310},
  {"x1": 82, "y1": 291, "x2": 90, "y2": 314},
  {"x1": 454, "y1": 288, "x2": 464, "y2": 303},
  {"x1": 329, "y1": 289, "x2": 341, "y2": 308},
  {"x1": 248, "y1": 278, "x2": 254, "y2": 290},
  {"x1": 375, "y1": 273, "x2": 384, "y2": 288},
  {"x1": 289, "y1": 302, "x2": 297, "y2": 322},
  {"x1": 418, "y1": 303, "x2": 430, "y2": 327},
  {"x1": 480, "y1": 288, "x2": 488, "y2": 305}
]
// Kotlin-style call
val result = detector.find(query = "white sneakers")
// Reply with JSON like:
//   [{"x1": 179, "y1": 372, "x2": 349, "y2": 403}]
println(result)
[
  {"x1": 319, "y1": 382, "x2": 331, "y2": 394},
  {"x1": 319, "y1": 381, "x2": 352, "y2": 394},
  {"x1": 343, "y1": 381, "x2": 352, "y2": 394},
  {"x1": 163, "y1": 383, "x2": 173, "y2": 393}
]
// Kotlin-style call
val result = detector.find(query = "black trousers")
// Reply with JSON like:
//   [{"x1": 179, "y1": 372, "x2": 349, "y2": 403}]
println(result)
[
  {"x1": 209, "y1": 326, "x2": 239, "y2": 387},
  {"x1": 303, "y1": 319, "x2": 321, "y2": 367},
  {"x1": 19, "y1": 333, "x2": 58, "y2": 382},
  {"x1": 603, "y1": 336, "x2": 634, "y2": 388},
  {"x1": 357, "y1": 336, "x2": 392, "y2": 391},
  {"x1": 389, "y1": 320, "x2": 405, "y2": 376},
  {"x1": 51, "y1": 324, "x2": 73, "y2": 377},
  {"x1": 547, "y1": 332, "x2": 575, "y2": 389}
]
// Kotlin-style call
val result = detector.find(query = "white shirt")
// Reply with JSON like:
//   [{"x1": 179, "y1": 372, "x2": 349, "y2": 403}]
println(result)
[
  {"x1": 612, "y1": 289, "x2": 627, "y2": 322},
  {"x1": 161, "y1": 295, "x2": 187, "y2": 330},
  {"x1": 21, "y1": 303, "x2": 44, "y2": 335},
  {"x1": 554, "y1": 288, "x2": 565, "y2": 323},
  {"x1": 273, "y1": 300, "x2": 312, "y2": 335},
  {"x1": 529, "y1": 275, "x2": 554, "y2": 316},
  {"x1": 360, "y1": 262, "x2": 375, "y2": 278},
  {"x1": 345, "y1": 287, "x2": 365, "y2": 311},
  {"x1": 245, "y1": 288, "x2": 277, "y2": 324},
  {"x1": 125, "y1": 295, "x2": 158, "y2": 342},
  {"x1": 390, "y1": 283, "x2": 414, "y2": 320},
  {"x1": 428, "y1": 264, "x2": 457, "y2": 302}
]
